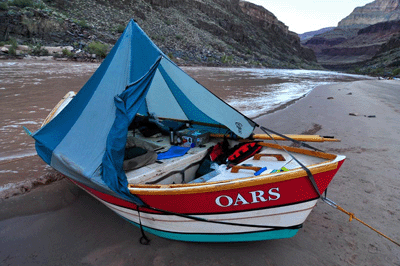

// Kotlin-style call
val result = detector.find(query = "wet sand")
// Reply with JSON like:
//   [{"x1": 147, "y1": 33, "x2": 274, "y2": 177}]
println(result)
[{"x1": 1, "y1": 79, "x2": 399, "y2": 265}]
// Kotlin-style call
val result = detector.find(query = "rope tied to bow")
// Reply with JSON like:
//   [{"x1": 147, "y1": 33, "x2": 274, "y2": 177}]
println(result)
[{"x1": 323, "y1": 198, "x2": 400, "y2": 247}]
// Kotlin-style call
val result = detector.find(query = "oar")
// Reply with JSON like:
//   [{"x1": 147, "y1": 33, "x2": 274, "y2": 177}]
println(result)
[
  {"x1": 252, "y1": 134, "x2": 340, "y2": 142},
  {"x1": 210, "y1": 133, "x2": 340, "y2": 142}
]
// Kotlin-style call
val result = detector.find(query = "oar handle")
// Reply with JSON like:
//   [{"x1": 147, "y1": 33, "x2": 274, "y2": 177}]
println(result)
[
  {"x1": 253, "y1": 153, "x2": 286, "y2": 161},
  {"x1": 231, "y1": 166, "x2": 262, "y2": 173}
]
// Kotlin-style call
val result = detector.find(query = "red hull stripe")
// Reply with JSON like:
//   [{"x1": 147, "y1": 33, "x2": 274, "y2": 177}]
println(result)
[
  {"x1": 70, "y1": 160, "x2": 343, "y2": 215},
  {"x1": 70, "y1": 178, "x2": 319, "y2": 217}
]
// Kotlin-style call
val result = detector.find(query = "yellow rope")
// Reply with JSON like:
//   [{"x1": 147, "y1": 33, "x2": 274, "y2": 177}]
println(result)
[{"x1": 336, "y1": 204, "x2": 400, "y2": 247}]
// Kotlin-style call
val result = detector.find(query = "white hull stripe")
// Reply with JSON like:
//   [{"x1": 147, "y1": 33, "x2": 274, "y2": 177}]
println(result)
[{"x1": 87, "y1": 189, "x2": 317, "y2": 234}]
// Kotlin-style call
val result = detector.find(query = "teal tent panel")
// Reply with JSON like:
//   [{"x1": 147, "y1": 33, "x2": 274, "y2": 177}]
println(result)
[
  {"x1": 145, "y1": 68, "x2": 188, "y2": 121},
  {"x1": 158, "y1": 58, "x2": 256, "y2": 138},
  {"x1": 32, "y1": 21, "x2": 131, "y2": 165},
  {"x1": 50, "y1": 24, "x2": 133, "y2": 178},
  {"x1": 158, "y1": 62, "x2": 220, "y2": 126}
]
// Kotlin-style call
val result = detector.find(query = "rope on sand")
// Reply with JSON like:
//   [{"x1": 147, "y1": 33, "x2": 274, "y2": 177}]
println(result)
[
  {"x1": 322, "y1": 197, "x2": 400, "y2": 247},
  {"x1": 0, "y1": 154, "x2": 37, "y2": 166}
]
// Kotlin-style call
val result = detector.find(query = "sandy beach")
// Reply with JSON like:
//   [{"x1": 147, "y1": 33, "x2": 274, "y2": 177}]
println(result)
[{"x1": 1, "y1": 79, "x2": 399, "y2": 265}]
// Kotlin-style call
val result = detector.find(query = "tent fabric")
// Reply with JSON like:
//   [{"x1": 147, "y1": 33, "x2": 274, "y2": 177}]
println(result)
[
  {"x1": 32, "y1": 19, "x2": 256, "y2": 203},
  {"x1": 102, "y1": 58, "x2": 161, "y2": 200}
]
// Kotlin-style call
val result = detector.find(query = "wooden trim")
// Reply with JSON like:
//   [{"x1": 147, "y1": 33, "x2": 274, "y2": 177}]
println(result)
[
  {"x1": 259, "y1": 143, "x2": 337, "y2": 160},
  {"x1": 41, "y1": 91, "x2": 76, "y2": 127}
]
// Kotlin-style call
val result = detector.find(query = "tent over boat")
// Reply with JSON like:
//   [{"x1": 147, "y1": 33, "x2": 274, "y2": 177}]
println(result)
[
  {"x1": 33, "y1": 19, "x2": 256, "y2": 203},
  {"x1": 32, "y1": 19, "x2": 345, "y2": 242}
]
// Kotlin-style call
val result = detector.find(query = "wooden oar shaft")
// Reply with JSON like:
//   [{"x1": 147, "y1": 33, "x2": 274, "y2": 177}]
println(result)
[
  {"x1": 210, "y1": 133, "x2": 340, "y2": 142},
  {"x1": 252, "y1": 134, "x2": 340, "y2": 142}
]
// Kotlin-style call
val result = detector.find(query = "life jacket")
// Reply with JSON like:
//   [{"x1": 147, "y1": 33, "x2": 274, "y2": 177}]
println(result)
[
  {"x1": 209, "y1": 137, "x2": 230, "y2": 163},
  {"x1": 227, "y1": 142, "x2": 261, "y2": 165}
]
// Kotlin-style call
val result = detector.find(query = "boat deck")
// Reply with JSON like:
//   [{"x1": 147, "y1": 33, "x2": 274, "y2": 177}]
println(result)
[{"x1": 126, "y1": 131, "x2": 328, "y2": 185}]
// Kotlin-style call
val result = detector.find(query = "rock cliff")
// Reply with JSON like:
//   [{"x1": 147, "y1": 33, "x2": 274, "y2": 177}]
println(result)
[
  {"x1": 303, "y1": 0, "x2": 400, "y2": 72},
  {"x1": 338, "y1": 0, "x2": 400, "y2": 28},
  {"x1": 238, "y1": 1, "x2": 288, "y2": 34},
  {"x1": 0, "y1": 0, "x2": 317, "y2": 68}
]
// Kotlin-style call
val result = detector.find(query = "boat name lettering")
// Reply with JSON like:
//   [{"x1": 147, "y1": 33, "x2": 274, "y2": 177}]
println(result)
[{"x1": 215, "y1": 188, "x2": 280, "y2": 207}]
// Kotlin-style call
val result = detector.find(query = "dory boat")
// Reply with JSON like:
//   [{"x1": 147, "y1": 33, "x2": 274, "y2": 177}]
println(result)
[{"x1": 32, "y1": 20, "x2": 345, "y2": 242}]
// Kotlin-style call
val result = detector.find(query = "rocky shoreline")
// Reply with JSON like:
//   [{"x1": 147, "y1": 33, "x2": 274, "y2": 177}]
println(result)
[{"x1": 0, "y1": 43, "x2": 105, "y2": 62}]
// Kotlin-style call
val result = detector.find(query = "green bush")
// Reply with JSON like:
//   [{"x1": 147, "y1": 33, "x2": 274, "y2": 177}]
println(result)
[
  {"x1": 8, "y1": 46, "x2": 17, "y2": 55},
  {"x1": 9, "y1": 0, "x2": 34, "y2": 8},
  {"x1": 33, "y1": 0, "x2": 46, "y2": 9},
  {"x1": 86, "y1": 41, "x2": 109, "y2": 58},
  {"x1": 392, "y1": 68, "x2": 400, "y2": 76},
  {"x1": 370, "y1": 67, "x2": 384, "y2": 76},
  {"x1": 7, "y1": 9, "x2": 16, "y2": 15},
  {"x1": 0, "y1": 2, "x2": 8, "y2": 10},
  {"x1": 8, "y1": 37, "x2": 18, "y2": 55},
  {"x1": 221, "y1": 54, "x2": 233, "y2": 64},
  {"x1": 116, "y1": 24, "x2": 125, "y2": 33},
  {"x1": 77, "y1": 19, "x2": 90, "y2": 29},
  {"x1": 8, "y1": 37, "x2": 18, "y2": 47},
  {"x1": 62, "y1": 48, "x2": 73, "y2": 57},
  {"x1": 29, "y1": 44, "x2": 49, "y2": 56}
]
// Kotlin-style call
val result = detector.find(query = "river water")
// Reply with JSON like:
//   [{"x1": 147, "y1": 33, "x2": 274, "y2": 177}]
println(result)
[{"x1": 0, "y1": 59, "x2": 370, "y2": 197}]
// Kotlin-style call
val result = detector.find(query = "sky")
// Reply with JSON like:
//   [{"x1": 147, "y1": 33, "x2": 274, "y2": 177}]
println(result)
[{"x1": 246, "y1": 0, "x2": 374, "y2": 34}]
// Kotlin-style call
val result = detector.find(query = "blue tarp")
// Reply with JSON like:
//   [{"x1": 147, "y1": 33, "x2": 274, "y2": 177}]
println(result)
[
  {"x1": 32, "y1": 19, "x2": 256, "y2": 204},
  {"x1": 157, "y1": 146, "x2": 191, "y2": 160}
]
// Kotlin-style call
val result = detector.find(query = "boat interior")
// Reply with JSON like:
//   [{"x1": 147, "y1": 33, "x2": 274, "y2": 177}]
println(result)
[
  {"x1": 43, "y1": 92, "x2": 338, "y2": 188},
  {"x1": 125, "y1": 118, "x2": 333, "y2": 186}
]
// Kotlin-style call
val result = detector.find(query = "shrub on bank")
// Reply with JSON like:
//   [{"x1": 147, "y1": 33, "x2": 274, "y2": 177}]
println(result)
[
  {"x1": 29, "y1": 43, "x2": 49, "y2": 56},
  {"x1": 392, "y1": 68, "x2": 400, "y2": 77},
  {"x1": 221, "y1": 54, "x2": 233, "y2": 64},
  {"x1": 62, "y1": 48, "x2": 73, "y2": 57},
  {"x1": 86, "y1": 41, "x2": 109, "y2": 58},
  {"x1": 9, "y1": 0, "x2": 34, "y2": 8},
  {"x1": 8, "y1": 38, "x2": 18, "y2": 56},
  {"x1": 0, "y1": 1, "x2": 8, "y2": 10}
]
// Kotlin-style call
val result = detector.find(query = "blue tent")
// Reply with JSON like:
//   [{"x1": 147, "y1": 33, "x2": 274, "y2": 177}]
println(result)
[{"x1": 33, "y1": 20, "x2": 256, "y2": 204}]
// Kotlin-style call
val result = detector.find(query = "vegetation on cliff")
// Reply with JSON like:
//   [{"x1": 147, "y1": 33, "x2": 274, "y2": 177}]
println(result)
[{"x1": 0, "y1": 0, "x2": 319, "y2": 69}]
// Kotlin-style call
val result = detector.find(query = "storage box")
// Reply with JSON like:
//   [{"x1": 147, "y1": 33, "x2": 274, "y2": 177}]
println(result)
[{"x1": 176, "y1": 128, "x2": 209, "y2": 147}]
